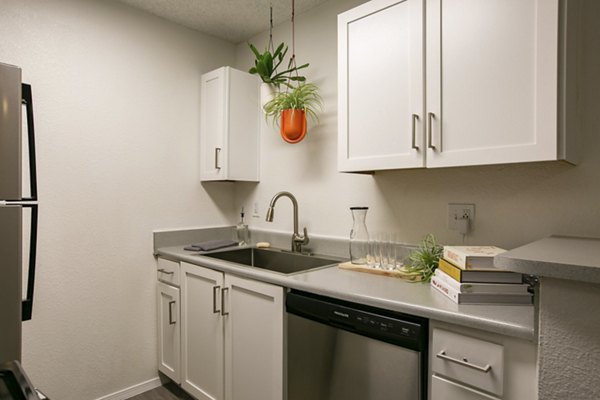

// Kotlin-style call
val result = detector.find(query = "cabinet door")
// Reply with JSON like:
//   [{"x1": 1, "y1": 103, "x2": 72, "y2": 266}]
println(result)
[
  {"x1": 426, "y1": 0, "x2": 559, "y2": 167},
  {"x1": 223, "y1": 275, "x2": 285, "y2": 400},
  {"x1": 200, "y1": 68, "x2": 227, "y2": 181},
  {"x1": 338, "y1": 0, "x2": 424, "y2": 172},
  {"x1": 157, "y1": 282, "x2": 180, "y2": 384},
  {"x1": 181, "y1": 263, "x2": 225, "y2": 400},
  {"x1": 431, "y1": 375, "x2": 500, "y2": 400}
]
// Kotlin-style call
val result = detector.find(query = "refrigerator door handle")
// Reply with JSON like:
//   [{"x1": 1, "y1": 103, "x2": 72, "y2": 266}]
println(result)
[
  {"x1": 21, "y1": 203, "x2": 38, "y2": 321},
  {"x1": 21, "y1": 83, "x2": 38, "y2": 202}
]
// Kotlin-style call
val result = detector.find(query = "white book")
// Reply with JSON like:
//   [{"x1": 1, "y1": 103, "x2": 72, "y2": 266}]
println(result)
[
  {"x1": 443, "y1": 246, "x2": 506, "y2": 269},
  {"x1": 430, "y1": 274, "x2": 533, "y2": 305},
  {"x1": 433, "y1": 269, "x2": 529, "y2": 294}
]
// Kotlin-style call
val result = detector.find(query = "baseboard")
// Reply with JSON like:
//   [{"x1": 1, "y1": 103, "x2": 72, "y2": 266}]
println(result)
[{"x1": 95, "y1": 377, "x2": 162, "y2": 400}]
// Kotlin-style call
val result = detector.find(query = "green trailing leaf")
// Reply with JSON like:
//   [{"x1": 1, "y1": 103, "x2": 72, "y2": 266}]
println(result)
[
  {"x1": 263, "y1": 83, "x2": 323, "y2": 127},
  {"x1": 404, "y1": 234, "x2": 444, "y2": 282},
  {"x1": 248, "y1": 43, "x2": 261, "y2": 59}
]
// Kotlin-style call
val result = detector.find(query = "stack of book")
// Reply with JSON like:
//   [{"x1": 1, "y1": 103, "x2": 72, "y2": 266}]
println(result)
[{"x1": 431, "y1": 246, "x2": 533, "y2": 305}]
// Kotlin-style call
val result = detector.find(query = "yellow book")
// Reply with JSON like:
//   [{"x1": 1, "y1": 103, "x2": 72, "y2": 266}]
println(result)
[{"x1": 437, "y1": 258, "x2": 522, "y2": 284}]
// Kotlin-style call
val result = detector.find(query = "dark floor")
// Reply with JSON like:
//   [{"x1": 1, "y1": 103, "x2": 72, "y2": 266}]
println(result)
[{"x1": 127, "y1": 382, "x2": 194, "y2": 400}]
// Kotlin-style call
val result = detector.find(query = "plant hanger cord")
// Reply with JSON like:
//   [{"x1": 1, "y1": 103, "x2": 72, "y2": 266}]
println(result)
[
  {"x1": 287, "y1": 0, "x2": 299, "y2": 93},
  {"x1": 268, "y1": 3, "x2": 274, "y2": 54}
]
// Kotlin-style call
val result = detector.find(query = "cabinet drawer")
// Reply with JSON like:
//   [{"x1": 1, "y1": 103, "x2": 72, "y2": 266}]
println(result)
[
  {"x1": 431, "y1": 374, "x2": 500, "y2": 400},
  {"x1": 432, "y1": 328, "x2": 504, "y2": 396},
  {"x1": 157, "y1": 257, "x2": 180, "y2": 286}
]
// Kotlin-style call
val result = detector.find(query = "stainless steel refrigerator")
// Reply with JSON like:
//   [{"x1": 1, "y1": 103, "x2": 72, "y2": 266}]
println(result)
[{"x1": 0, "y1": 61, "x2": 39, "y2": 365}]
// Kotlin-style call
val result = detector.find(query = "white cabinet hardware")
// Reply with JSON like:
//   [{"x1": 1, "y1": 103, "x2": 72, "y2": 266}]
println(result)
[
  {"x1": 158, "y1": 268, "x2": 174, "y2": 275},
  {"x1": 436, "y1": 350, "x2": 492, "y2": 373}
]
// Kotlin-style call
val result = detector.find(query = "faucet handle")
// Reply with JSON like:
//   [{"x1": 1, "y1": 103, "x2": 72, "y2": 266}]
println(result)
[
  {"x1": 300, "y1": 227, "x2": 309, "y2": 245},
  {"x1": 292, "y1": 227, "x2": 310, "y2": 252}
]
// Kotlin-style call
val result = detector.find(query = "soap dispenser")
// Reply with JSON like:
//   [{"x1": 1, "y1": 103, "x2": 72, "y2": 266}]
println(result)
[{"x1": 236, "y1": 207, "x2": 249, "y2": 246}]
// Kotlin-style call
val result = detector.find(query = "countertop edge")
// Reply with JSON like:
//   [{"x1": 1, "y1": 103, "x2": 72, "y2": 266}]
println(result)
[
  {"x1": 495, "y1": 235, "x2": 600, "y2": 284},
  {"x1": 157, "y1": 246, "x2": 535, "y2": 342}
]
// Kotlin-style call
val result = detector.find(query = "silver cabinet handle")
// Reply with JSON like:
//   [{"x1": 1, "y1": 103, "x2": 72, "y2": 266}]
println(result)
[
  {"x1": 436, "y1": 350, "x2": 491, "y2": 373},
  {"x1": 411, "y1": 114, "x2": 420, "y2": 150},
  {"x1": 215, "y1": 147, "x2": 221, "y2": 170},
  {"x1": 168, "y1": 300, "x2": 176, "y2": 325},
  {"x1": 427, "y1": 112, "x2": 436, "y2": 150},
  {"x1": 221, "y1": 287, "x2": 229, "y2": 316},
  {"x1": 213, "y1": 285, "x2": 221, "y2": 314},
  {"x1": 158, "y1": 269, "x2": 174, "y2": 275}
]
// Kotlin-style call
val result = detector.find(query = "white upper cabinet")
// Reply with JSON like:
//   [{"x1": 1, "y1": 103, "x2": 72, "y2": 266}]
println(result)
[
  {"x1": 426, "y1": 0, "x2": 566, "y2": 168},
  {"x1": 338, "y1": 0, "x2": 577, "y2": 172},
  {"x1": 338, "y1": 0, "x2": 424, "y2": 172},
  {"x1": 200, "y1": 67, "x2": 260, "y2": 181}
]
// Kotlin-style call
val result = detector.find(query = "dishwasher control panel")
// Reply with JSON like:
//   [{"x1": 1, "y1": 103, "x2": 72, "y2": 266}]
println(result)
[{"x1": 287, "y1": 290, "x2": 427, "y2": 351}]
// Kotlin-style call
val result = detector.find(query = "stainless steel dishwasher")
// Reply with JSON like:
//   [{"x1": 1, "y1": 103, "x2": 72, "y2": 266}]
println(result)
[{"x1": 287, "y1": 290, "x2": 428, "y2": 400}]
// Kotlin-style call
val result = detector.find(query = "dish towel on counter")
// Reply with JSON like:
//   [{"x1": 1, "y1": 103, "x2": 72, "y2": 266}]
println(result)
[{"x1": 184, "y1": 239, "x2": 238, "y2": 252}]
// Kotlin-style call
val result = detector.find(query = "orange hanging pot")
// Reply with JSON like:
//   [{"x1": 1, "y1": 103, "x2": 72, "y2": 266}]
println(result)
[{"x1": 280, "y1": 109, "x2": 307, "y2": 144}]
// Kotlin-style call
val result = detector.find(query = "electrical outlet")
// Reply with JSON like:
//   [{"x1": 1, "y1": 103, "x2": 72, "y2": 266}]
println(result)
[
  {"x1": 448, "y1": 203, "x2": 475, "y2": 231},
  {"x1": 252, "y1": 202, "x2": 260, "y2": 218}
]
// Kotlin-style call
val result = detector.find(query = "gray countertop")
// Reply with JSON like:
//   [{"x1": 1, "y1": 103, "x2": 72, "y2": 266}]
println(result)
[
  {"x1": 157, "y1": 243, "x2": 535, "y2": 341},
  {"x1": 495, "y1": 235, "x2": 600, "y2": 284}
]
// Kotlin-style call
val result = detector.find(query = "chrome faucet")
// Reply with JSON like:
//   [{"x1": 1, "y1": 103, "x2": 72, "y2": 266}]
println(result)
[{"x1": 265, "y1": 191, "x2": 309, "y2": 253}]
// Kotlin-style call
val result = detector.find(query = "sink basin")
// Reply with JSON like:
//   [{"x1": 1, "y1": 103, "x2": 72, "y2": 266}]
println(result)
[{"x1": 202, "y1": 247, "x2": 341, "y2": 275}]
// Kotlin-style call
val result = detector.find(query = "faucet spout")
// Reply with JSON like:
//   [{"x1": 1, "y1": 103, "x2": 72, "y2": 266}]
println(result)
[{"x1": 265, "y1": 191, "x2": 309, "y2": 253}]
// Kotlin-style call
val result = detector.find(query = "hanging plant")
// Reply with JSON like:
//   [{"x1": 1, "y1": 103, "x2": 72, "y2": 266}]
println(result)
[
  {"x1": 259, "y1": 0, "x2": 322, "y2": 144},
  {"x1": 263, "y1": 83, "x2": 323, "y2": 143},
  {"x1": 247, "y1": 42, "x2": 309, "y2": 88}
]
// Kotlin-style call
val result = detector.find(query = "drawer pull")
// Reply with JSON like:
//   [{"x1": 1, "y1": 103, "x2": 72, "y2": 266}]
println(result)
[
  {"x1": 168, "y1": 301, "x2": 176, "y2": 325},
  {"x1": 427, "y1": 112, "x2": 436, "y2": 150},
  {"x1": 436, "y1": 350, "x2": 491, "y2": 373},
  {"x1": 158, "y1": 268, "x2": 174, "y2": 275},
  {"x1": 213, "y1": 286, "x2": 221, "y2": 314},
  {"x1": 221, "y1": 287, "x2": 229, "y2": 316},
  {"x1": 411, "y1": 114, "x2": 419, "y2": 150}
]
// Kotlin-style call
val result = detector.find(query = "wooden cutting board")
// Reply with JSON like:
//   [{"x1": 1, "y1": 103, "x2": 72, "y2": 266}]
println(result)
[{"x1": 338, "y1": 261, "x2": 423, "y2": 282}]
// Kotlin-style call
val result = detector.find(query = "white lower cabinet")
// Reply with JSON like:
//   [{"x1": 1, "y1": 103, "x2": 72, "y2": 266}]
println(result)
[
  {"x1": 157, "y1": 281, "x2": 181, "y2": 384},
  {"x1": 429, "y1": 321, "x2": 537, "y2": 400},
  {"x1": 180, "y1": 262, "x2": 285, "y2": 400},
  {"x1": 157, "y1": 257, "x2": 181, "y2": 384},
  {"x1": 431, "y1": 375, "x2": 500, "y2": 400},
  {"x1": 181, "y1": 264, "x2": 224, "y2": 400}
]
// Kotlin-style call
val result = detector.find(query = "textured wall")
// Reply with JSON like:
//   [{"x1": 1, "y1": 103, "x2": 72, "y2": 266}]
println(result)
[
  {"x1": 0, "y1": 1, "x2": 236, "y2": 399},
  {"x1": 538, "y1": 278, "x2": 600, "y2": 400},
  {"x1": 234, "y1": 0, "x2": 600, "y2": 251}
]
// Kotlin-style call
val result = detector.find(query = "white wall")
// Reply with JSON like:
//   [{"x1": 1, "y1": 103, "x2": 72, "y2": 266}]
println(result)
[
  {"x1": 0, "y1": 1, "x2": 237, "y2": 399},
  {"x1": 234, "y1": 0, "x2": 600, "y2": 251},
  {"x1": 2, "y1": 0, "x2": 598, "y2": 398}
]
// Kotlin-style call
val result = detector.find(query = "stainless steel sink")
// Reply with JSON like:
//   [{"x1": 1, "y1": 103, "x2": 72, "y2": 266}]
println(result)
[{"x1": 202, "y1": 247, "x2": 341, "y2": 275}]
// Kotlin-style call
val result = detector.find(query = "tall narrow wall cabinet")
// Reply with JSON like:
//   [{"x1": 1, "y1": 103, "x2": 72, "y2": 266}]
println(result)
[{"x1": 200, "y1": 66, "x2": 260, "y2": 181}]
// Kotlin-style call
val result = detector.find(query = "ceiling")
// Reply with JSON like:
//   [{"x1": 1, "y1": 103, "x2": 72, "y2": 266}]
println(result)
[{"x1": 117, "y1": 0, "x2": 330, "y2": 43}]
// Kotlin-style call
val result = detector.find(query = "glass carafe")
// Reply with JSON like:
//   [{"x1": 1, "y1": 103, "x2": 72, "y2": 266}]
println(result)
[{"x1": 349, "y1": 207, "x2": 370, "y2": 264}]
